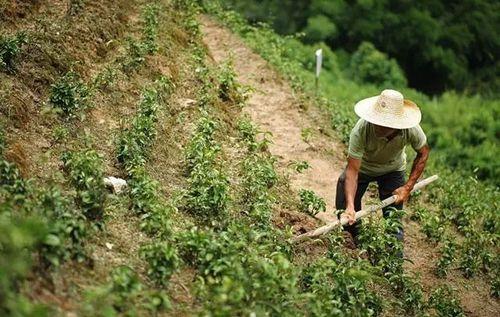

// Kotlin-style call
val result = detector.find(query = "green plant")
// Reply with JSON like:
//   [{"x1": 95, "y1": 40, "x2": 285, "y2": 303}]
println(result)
[
  {"x1": 0, "y1": 209, "x2": 49, "y2": 316},
  {"x1": 350, "y1": 41, "x2": 407, "y2": 88},
  {"x1": 142, "y1": 3, "x2": 161, "y2": 53},
  {"x1": 288, "y1": 160, "x2": 310, "y2": 173},
  {"x1": 122, "y1": 38, "x2": 147, "y2": 73},
  {"x1": 298, "y1": 189, "x2": 326, "y2": 216},
  {"x1": 0, "y1": 32, "x2": 27, "y2": 72},
  {"x1": 52, "y1": 126, "x2": 69, "y2": 142},
  {"x1": 0, "y1": 159, "x2": 27, "y2": 196},
  {"x1": 38, "y1": 186, "x2": 88, "y2": 266},
  {"x1": 300, "y1": 127, "x2": 313, "y2": 144},
  {"x1": 301, "y1": 253, "x2": 383, "y2": 316},
  {"x1": 177, "y1": 224, "x2": 301, "y2": 316},
  {"x1": 80, "y1": 265, "x2": 170, "y2": 316},
  {"x1": 140, "y1": 242, "x2": 180, "y2": 287},
  {"x1": 92, "y1": 66, "x2": 117, "y2": 90},
  {"x1": 491, "y1": 273, "x2": 500, "y2": 298},
  {"x1": 421, "y1": 213, "x2": 445, "y2": 243},
  {"x1": 109, "y1": 265, "x2": 143, "y2": 308},
  {"x1": 68, "y1": 0, "x2": 85, "y2": 16},
  {"x1": 117, "y1": 87, "x2": 162, "y2": 170},
  {"x1": 49, "y1": 71, "x2": 90, "y2": 118},
  {"x1": 62, "y1": 149, "x2": 106, "y2": 222},
  {"x1": 435, "y1": 238, "x2": 457, "y2": 278},
  {"x1": 358, "y1": 211, "x2": 404, "y2": 274},
  {"x1": 429, "y1": 286, "x2": 465, "y2": 317},
  {"x1": 217, "y1": 58, "x2": 248, "y2": 104}
]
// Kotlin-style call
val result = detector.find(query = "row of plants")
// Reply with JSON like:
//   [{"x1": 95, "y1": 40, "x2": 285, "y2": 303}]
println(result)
[
  {"x1": 49, "y1": 2, "x2": 163, "y2": 119},
  {"x1": 168, "y1": 7, "x2": 392, "y2": 315},
  {"x1": 0, "y1": 128, "x2": 100, "y2": 315},
  {"x1": 79, "y1": 265, "x2": 171, "y2": 316},
  {"x1": 111, "y1": 76, "x2": 190, "y2": 316},
  {"x1": 199, "y1": 0, "x2": 499, "y2": 301},
  {"x1": 122, "y1": 3, "x2": 162, "y2": 73}
]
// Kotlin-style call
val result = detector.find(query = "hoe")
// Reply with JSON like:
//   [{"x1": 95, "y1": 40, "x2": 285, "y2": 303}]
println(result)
[{"x1": 291, "y1": 175, "x2": 439, "y2": 243}]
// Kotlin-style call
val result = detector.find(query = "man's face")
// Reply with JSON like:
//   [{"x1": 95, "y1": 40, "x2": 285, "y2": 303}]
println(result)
[{"x1": 374, "y1": 124, "x2": 398, "y2": 138}]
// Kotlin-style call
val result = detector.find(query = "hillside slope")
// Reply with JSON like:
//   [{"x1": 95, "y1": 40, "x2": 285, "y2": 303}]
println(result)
[{"x1": 0, "y1": 1, "x2": 498, "y2": 316}]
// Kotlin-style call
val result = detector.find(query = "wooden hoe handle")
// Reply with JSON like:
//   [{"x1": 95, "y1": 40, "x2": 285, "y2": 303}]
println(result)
[{"x1": 290, "y1": 175, "x2": 439, "y2": 243}]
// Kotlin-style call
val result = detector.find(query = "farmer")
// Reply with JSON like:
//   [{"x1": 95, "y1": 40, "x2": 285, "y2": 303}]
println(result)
[{"x1": 337, "y1": 89, "x2": 430, "y2": 243}]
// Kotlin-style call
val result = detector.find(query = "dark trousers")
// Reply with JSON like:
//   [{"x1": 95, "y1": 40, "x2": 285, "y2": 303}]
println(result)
[{"x1": 335, "y1": 170, "x2": 405, "y2": 242}]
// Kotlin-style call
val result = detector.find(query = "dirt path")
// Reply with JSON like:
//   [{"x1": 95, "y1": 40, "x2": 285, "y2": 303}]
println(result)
[{"x1": 201, "y1": 17, "x2": 344, "y2": 223}]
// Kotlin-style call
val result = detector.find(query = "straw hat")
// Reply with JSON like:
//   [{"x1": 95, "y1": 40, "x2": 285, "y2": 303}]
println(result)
[{"x1": 354, "y1": 89, "x2": 421, "y2": 129}]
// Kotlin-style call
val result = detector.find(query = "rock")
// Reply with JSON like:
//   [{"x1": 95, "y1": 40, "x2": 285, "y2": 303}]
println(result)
[
  {"x1": 104, "y1": 176, "x2": 127, "y2": 194},
  {"x1": 180, "y1": 98, "x2": 197, "y2": 108},
  {"x1": 105, "y1": 242, "x2": 114, "y2": 250}
]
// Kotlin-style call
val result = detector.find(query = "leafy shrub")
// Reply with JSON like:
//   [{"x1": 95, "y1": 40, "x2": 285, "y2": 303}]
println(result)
[
  {"x1": 121, "y1": 3, "x2": 161, "y2": 72},
  {"x1": 185, "y1": 162, "x2": 230, "y2": 222},
  {"x1": 435, "y1": 238, "x2": 457, "y2": 278},
  {"x1": 429, "y1": 286, "x2": 465, "y2": 317},
  {"x1": 298, "y1": 189, "x2": 326, "y2": 216},
  {"x1": 0, "y1": 159, "x2": 27, "y2": 196},
  {"x1": 301, "y1": 250, "x2": 383, "y2": 316},
  {"x1": 142, "y1": 3, "x2": 161, "y2": 53},
  {"x1": 128, "y1": 167, "x2": 173, "y2": 237},
  {"x1": 185, "y1": 115, "x2": 219, "y2": 171},
  {"x1": 359, "y1": 212, "x2": 404, "y2": 274},
  {"x1": 49, "y1": 71, "x2": 90, "y2": 118},
  {"x1": 80, "y1": 266, "x2": 171, "y2": 316},
  {"x1": 38, "y1": 187, "x2": 88, "y2": 266},
  {"x1": 183, "y1": 115, "x2": 230, "y2": 223},
  {"x1": 350, "y1": 42, "x2": 407, "y2": 87},
  {"x1": 109, "y1": 265, "x2": 143, "y2": 308},
  {"x1": 217, "y1": 59, "x2": 248, "y2": 104},
  {"x1": 92, "y1": 66, "x2": 117, "y2": 90},
  {"x1": 0, "y1": 209, "x2": 49, "y2": 316},
  {"x1": 0, "y1": 32, "x2": 27, "y2": 72},
  {"x1": 303, "y1": 14, "x2": 338, "y2": 43},
  {"x1": 62, "y1": 149, "x2": 106, "y2": 222},
  {"x1": 117, "y1": 86, "x2": 162, "y2": 170},
  {"x1": 122, "y1": 38, "x2": 148, "y2": 73},
  {"x1": 139, "y1": 242, "x2": 180, "y2": 287},
  {"x1": 178, "y1": 224, "x2": 300, "y2": 316}
]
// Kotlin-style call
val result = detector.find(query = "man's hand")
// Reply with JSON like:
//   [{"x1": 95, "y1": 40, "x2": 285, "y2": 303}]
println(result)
[
  {"x1": 393, "y1": 185, "x2": 411, "y2": 204},
  {"x1": 340, "y1": 206, "x2": 356, "y2": 225}
]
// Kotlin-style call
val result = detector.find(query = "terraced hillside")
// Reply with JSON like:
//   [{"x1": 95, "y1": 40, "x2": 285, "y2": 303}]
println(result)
[{"x1": 1, "y1": 1, "x2": 498, "y2": 316}]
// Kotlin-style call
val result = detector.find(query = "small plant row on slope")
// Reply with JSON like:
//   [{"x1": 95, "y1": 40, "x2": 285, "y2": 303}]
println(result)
[
  {"x1": 198, "y1": 0, "x2": 499, "y2": 301},
  {"x1": 164, "y1": 5, "x2": 386, "y2": 315},
  {"x1": 0, "y1": 131, "x2": 108, "y2": 316},
  {"x1": 113, "y1": 77, "x2": 179, "y2": 314},
  {"x1": 175, "y1": 110, "x2": 386, "y2": 316},
  {"x1": 49, "y1": 2, "x2": 162, "y2": 119}
]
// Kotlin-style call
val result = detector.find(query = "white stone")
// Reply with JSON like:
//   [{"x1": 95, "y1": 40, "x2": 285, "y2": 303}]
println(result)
[{"x1": 104, "y1": 176, "x2": 127, "y2": 194}]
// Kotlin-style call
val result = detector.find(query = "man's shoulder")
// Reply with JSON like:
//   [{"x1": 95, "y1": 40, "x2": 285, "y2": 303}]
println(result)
[{"x1": 352, "y1": 118, "x2": 369, "y2": 132}]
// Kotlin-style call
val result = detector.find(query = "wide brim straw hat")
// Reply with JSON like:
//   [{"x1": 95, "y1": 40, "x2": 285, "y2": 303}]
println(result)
[{"x1": 354, "y1": 89, "x2": 421, "y2": 129}]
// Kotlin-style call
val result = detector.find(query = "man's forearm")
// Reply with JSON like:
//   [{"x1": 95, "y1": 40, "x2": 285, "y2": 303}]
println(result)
[
  {"x1": 405, "y1": 145, "x2": 430, "y2": 189},
  {"x1": 345, "y1": 167, "x2": 358, "y2": 210}
]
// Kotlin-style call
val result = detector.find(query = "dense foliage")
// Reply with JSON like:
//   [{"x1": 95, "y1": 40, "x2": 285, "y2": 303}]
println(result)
[{"x1": 222, "y1": 0, "x2": 500, "y2": 96}]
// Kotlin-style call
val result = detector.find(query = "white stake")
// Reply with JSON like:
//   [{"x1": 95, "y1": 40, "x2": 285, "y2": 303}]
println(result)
[{"x1": 315, "y1": 48, "x2": 322, "y2": 90}]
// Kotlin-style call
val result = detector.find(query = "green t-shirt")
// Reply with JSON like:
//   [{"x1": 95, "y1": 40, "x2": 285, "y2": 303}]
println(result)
[{"x1": 348, "y1": 119, "x2": 427, "y2": 176}]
